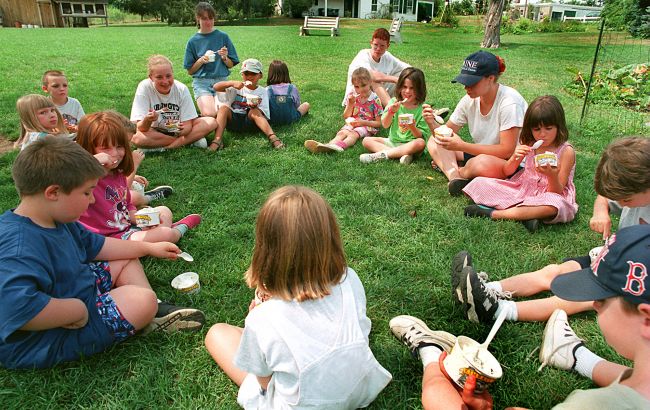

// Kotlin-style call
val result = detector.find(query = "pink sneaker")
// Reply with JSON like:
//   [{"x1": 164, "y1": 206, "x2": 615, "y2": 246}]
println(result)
[{"x1": 172, "y1": 214, "x2": 202, "y2": 230}]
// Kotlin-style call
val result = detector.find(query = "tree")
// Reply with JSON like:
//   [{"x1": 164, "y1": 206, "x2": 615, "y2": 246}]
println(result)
[{"x1": 481, "y1": 0, "x2": 506, "y2": 48}]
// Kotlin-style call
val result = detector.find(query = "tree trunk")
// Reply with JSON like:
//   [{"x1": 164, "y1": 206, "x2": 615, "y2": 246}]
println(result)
[{"x1": 481, "y1": 0, "x2": 505, "y2": 48}]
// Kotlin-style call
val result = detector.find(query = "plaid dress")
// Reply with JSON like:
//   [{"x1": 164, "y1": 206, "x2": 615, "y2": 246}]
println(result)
[{"x1": 463, "y1": 142, "x2": 578, "y2": 224}]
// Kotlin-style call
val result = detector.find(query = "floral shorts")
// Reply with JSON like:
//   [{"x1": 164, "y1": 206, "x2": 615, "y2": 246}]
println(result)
[{"x1": 90, "y1": 261, "x2": 136, "y2": 341}]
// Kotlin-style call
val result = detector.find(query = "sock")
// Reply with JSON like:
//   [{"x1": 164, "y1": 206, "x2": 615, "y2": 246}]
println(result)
[
  {"x1": 174, "y1": 224, "x2": 189, "y2": 237},
  {"x1": 486, "y1": 281, "x2": 502, "y2": 292},
  {"x1": 418, "y1": 345, "x2": 443, "y2": 368},
  {"x1": 574, "y1": 345, "x2": 604, "y2": 380},
  {"x1": 335, "y1": 140, "x2": 348, "y2": 149},
  {"x1": 494, "y1": 300, "x2": 518, "y2": 321}
]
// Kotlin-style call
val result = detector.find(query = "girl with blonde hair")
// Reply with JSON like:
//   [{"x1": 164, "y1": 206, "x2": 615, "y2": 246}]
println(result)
[{"x1": 15, "y1": 94, "x2": 69, "y2": 149}]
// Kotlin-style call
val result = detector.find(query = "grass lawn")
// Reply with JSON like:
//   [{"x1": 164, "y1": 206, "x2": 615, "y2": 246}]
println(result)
[{"x1": 0, "y1": 18, "x2": 646, "y2": 409}]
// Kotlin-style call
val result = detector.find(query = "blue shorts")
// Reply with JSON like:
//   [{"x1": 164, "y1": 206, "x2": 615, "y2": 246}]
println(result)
[
  {"x1": 563, "y1": 255, "x2": 590, "y2": 269},
  {"x1": 192, "y1": 77, "x2": 229, "y2": 99},
  {"x1": 227, "y1": 111, "x2": 257, "y2": 132},
  {"x1": 90, "y1": 262, "x2": 136, "y2": 342}
]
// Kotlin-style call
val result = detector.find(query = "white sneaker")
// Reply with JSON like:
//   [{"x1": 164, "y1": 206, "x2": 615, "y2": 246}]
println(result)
[
  {"x1": 390, "y1": 315, "x2": 456, "y2": 356},
  {"x1": 538, "y1": 309, "x2": 583, "y2": 372},
  {"x1": 359, "y1": 151, "x2": 388, "y2": 164},
  {"x1": 191, "y1": 137, "x2": 208, "y2": 149},
  {"x1": 324, "y1": 143, "x2": 344, "y2": 152},
  {"x1": 399, "y1": 154, "x2": 413, "y2": 165}
]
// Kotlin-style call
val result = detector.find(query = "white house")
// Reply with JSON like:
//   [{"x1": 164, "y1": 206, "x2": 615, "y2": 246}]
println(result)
[
  {"x1": 278, "y1": 0, "x2": 434, "y2": 22},
  {"x1": 511, "y1": 1, "x2": 602, "y2": 22}
]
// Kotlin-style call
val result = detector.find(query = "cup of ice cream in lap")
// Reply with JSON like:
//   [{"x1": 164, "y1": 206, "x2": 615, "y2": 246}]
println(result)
[
  {"x1": 246, "y1": 94, "x2": 261, "y2": 106},
  {"x1": 135, "y1": 207, "x2": 161, "y2": 228},
  {"x1": 441, "y1": 336, "x2": 503, "y2": 394},
  {"x1": 434, "y1": 125, "x2": 453, "y2": 143}
]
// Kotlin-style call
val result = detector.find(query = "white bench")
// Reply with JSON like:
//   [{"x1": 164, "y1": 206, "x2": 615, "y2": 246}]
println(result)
[
  {"x1": 300, "y1": 16, "x2": 340, "y2": 37},
  {"x1": 389, "y1": 18, "x2": 403, "y2": 44}
]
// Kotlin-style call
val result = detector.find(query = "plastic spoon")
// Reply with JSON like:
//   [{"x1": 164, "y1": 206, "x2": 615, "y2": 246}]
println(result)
[
  {"x1": 532, "y1": 140, "x2": 544, "y2": 150},
  {"x1": 434, "y1": 115, "x2": 444, "y2": 125},
  {"x1": 474, "y1": 308, "x2": 508, "y2": 361},
  {"x1": 178, "y1": 251, "x2": 194, "y2": 262}
]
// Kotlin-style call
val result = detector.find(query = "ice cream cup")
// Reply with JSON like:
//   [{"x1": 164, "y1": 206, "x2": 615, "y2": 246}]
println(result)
[
  {"x1": 441, "y1": 336, "x2": 502, "y2": 394},
  {"x1": 398, "y1": 113, "x2": 414, "y2": 125},
  {"x1": 589, "y1": 246, "x2": 605, "y2": 264},
  {"x1": 345, "y1": 117, "x2": 355, "y2": 124},
  {"x1": 135, "y1": 208, "x2": 161, "y2": 228},
  {"x1": 434, "y1": 125, "x2": 453, "y2": 143},
  {"x1": 245, "y1": 94, "x2": 261, "y2": 105},
  {"x1": 208, "y1": 54, "x2": 215, "y2": 62},
  {"x1": 131, "y1": 180, "x2": 145, "y2": 195},
  {"x1": 534, "y1": 152, "x2": 558, "y2": 167},
  {"x1": 171, "y1": 272, "x2": 201, "y2": 295}
]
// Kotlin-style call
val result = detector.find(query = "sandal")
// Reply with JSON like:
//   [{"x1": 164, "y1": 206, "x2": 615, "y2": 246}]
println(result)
[
  {"x1": 268, "y1": 134, "x2": 285, "y2": 150},
  {"x1": 208, "y1": 139, "x2": 224, "y2": 152}
]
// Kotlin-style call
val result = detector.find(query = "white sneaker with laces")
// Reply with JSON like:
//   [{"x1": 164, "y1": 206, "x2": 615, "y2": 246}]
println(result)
[
  {"x1": 325, "y1": 143, "x2": 344, "y2": 152},
  {"x1": 359, "y1": 151, "x2": 388, "y2": 164},
  {"x1": 538, "y1": 309, "x2": 583, "y2": 372},
  {"x1": 191, "y1": 137, "x2": 208, "y2": 149},
  {"x1": 389, "y1": 315, "x2": 456, "y2": 356},
  {"x1": 399, "y1": 154, "x2": 413, "y2": 165}
]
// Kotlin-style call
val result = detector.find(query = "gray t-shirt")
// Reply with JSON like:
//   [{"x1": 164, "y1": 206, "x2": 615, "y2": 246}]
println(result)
[
  {"x1": 552, "y1": 370, "x2": 650, "y2": 409},
  {"x1": 608, "y1": 201, "x2": 650, "y2": 229}
]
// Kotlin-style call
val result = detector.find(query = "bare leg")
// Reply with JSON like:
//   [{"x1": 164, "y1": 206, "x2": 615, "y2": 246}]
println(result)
[
  {"x1": 491, "y1": 205, "x2": 557, "y2": 221},
  {"x1": 298, "y1": 102, "x2": 310, "y2": 116},
  {"x1": 128, "y1": 206, "x2": 182, "y2": 243},
  {"x1": 197, "y1": 95, "x2": 218, "y2": 118},
  {"x1": 421, "y1": 363, "x2": 464, "y2": 409},
  {"x1": 592, "y1": 360, "x2": 629, "y2": 387},
  {"x1": 108, "y1": 258, "x2": 157, "y2": 330},
  {"x1": 500, "y1": 260, "x2": 581, "y2": 296},
  {"x1": 131, "y1": 130, "x2": 177, "y2": 148},
  {"x1": 362, "y1": 136, "x2": 390, "y2": 153},
  {"x1": 248, "y1": 109, "x2": 275, "y2": 138},
  {"x1": 209, "y1": 106, "x2": 232, "y2": 150},
  {"x1": 363, "y1": 137, "x2": 426, "y2": 157},
  {"x1": 330, "y1": 129, "x2": 359, "y2": 147},
  {"x1": 373, "y1": 84, "x2": 391, "y2": 107},
  {"x1": 458, "y1": 154, "x2": 508, "y2": 179},
  {"x1": 516, "y1": 297, "x2": 593, "y2": 322},
  {"x1": 165, "y1": 117, "x2": 218, "y2": 148},
  {"x1": 427, "y1": 136, "x2": 462, "y2": 181},
  {"x1": 130, "y1": 190, "x2": 148, "y2": 208},
  {"x1": 205, "y1": 323, "x2": 248, "y2": 386}
]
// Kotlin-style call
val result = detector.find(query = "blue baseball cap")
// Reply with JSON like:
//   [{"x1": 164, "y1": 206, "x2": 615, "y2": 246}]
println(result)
[
  {"x1": 551, "y1": 225, "x2": 650, "y2": 306},
  {"x1": 452, "y1": 51, "x2": 500, "y2": 87}
]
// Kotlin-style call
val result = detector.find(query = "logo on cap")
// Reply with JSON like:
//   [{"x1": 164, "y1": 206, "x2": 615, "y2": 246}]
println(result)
[
  {"x1": 462, "y1": 60, "x2": 479, "y2": 73},
  {"x1": 622, "y1": 261, "x2": 647, "y2": 296}
]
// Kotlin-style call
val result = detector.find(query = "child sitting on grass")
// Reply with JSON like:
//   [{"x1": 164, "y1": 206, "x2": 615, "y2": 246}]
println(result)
[
  {"x1": 0, "y1": 137, "x2": 203, "y2": 369},
  {"x1": 359, "y1": 67, "x2": 429, "y2": 165},
  {"x1": 390, "y1": 226, "x2": 650, "y2": 408},
  {"x1": 211, "y1": 58, "x2": 284, "y2": 151},
  {"x1": 14, "y1": 94, "x2": 70, "y2": 150},
  {"x1": 266, "y1": 60, "x2": 310, "y2": 125},
  {"x1": 305, "y1": 67, "x2": 382, "y2": 154},
  {"x1": 41, "y1": 70, "x2": 85, "y2": 134}
]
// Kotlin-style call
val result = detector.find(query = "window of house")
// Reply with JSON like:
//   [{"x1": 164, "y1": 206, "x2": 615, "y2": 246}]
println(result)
[
  {"x1": 371, "y1": 0, "x2": 377, "y2": 12},
  {"x1": 406, "y1": 0, "x2": 413, "y2": 13}
]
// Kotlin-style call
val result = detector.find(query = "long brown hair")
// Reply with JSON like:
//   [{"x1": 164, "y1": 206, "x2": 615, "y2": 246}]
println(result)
[
  {"x1": 519, "y1": 95, "x2": 569, "y2": 147},
  {"x1": 395, "y1": 67, "x2": 427, "y2": 105},
  {"x1": 246, "y1": 186, "x2": 347, "y2": 301}
]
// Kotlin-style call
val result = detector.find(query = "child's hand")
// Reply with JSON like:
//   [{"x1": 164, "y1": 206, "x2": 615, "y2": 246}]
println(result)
[
  {"x1": 217, "y1": 46, "x2": 228, "y2": 61},
  {"x1": 145, "y1": 109, "x2": 158, "y2": 122},
  {"x1": 349, "y1": 119, "x2": 363, "y2": 128},
  {"x1": 388, "y1": 100, "x2": 401, "y2": 114},
  {"x1": 461, "y1": 374, "x2": 494, "y2": 410},
  {"x1": 590, "y1": 213, "x2": 612, "y2": 238},
  {"x1": 63, "y1": 119, "x2": 78, "y2": 133},
  {"x1": 94, "y1": 152, "x2": 116, "y2": 167},
  {"x1": 149, "y1": 242, "x2": 181, "y2": 259},
  {"x1": 233, "y1": 81, "x2": 245, "y2": 90},
  {"x1": 512, "y1": 144, "x2": 531, "y2": 161},
  {"x1": 347, "y1": 93, "x2": 356, "y2": 106},
  {"x1": 535, "y1": 162, "x2": 559, "y2": 179}
]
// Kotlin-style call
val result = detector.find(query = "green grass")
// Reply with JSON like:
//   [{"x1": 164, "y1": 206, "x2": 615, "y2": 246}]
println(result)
[{"x1": 0, "y1": 19, "x2": 646, "y2": 409}]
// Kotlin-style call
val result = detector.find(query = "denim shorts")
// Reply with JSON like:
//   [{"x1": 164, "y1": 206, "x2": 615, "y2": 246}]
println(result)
[
  {"x1": 192, "y1": 77, "x2": 229, "y2": 99},
  {"x1": 90, "y1": 261, "x2": 136, "y2": 341},
  {"x1": 226, "y1": 111, "x2": 257, "y2": 132}
]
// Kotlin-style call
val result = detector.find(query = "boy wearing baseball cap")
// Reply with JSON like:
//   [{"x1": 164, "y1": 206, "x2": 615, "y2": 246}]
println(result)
[
  {"x1": 210, "y1": 58, "x2": 284, "y2": 151},
  {"x1": 541, "y1": 225, "x2": 650, "y2": 408}
]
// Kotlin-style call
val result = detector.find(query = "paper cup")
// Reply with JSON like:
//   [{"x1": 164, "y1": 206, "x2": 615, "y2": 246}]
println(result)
[
  {"x1": 589, "y1": 246, "x2": 605, "y2": 264},
  {"x1": 345, "y1": 117, "x2": 355, "y2": 124},
  {"x1": 135, "y1": 208, "x2": 161, "y2": 228},
  {"x1": 535, "y1": 152, "x2": 558, "y2": 167},
  {"x1": 442, "y1": 336, "x2": 502, "y2": 394},
  {"x1": 131, "y1": 180, "x2": 145, "y2": 195},
  {"x1": 435, "y1": 125, "x2": 453, "y2": 139},
  {"x1": 398, "y1": 113, "x2": 414, "y2": 125},
  {"x1": 171, "y1": 272, "x2": 201, "y2": 294},
  {"x1": 245, "y1": 94, "x2": 261, "y2": 105}
]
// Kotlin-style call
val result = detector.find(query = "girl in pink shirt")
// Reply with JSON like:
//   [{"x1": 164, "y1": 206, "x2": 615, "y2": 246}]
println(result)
[{"x1": 77, "y1": 111, "x2": 201, "y2": 242}]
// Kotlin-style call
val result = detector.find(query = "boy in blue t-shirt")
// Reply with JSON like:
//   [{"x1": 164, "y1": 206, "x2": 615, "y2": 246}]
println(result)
[{"x1": 0, "y1": 137, "x2": 204, "y2": 369}]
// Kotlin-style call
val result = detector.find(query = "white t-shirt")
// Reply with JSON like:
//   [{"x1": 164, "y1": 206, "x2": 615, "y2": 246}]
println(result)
[
  {"x1": 130, "y1": 79, "x2": 198, "y2": 129},
  {"x1": 234, "y1": 268, "x2": 391, "y2": 410},
  {"x1": 56, "y1": 97, "x2": 85, "y2": 126},
  {"x1": 449, "y1": 84, "x2": 527, "y2": 146},
  {"x1": 609, "y1": 201, "x2": 650, "y2": 229},
  {"x1": 343, "y1": 49, "x2": 410, "y2": 105},
  {"x1": 221, "y1": 86, "x2": 270, "y2": 119}
]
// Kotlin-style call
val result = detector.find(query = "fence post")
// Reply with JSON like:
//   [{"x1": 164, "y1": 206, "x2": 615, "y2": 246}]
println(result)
[{"x1": 580, "y1": 17, "x2": 606, "y2": 125}]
